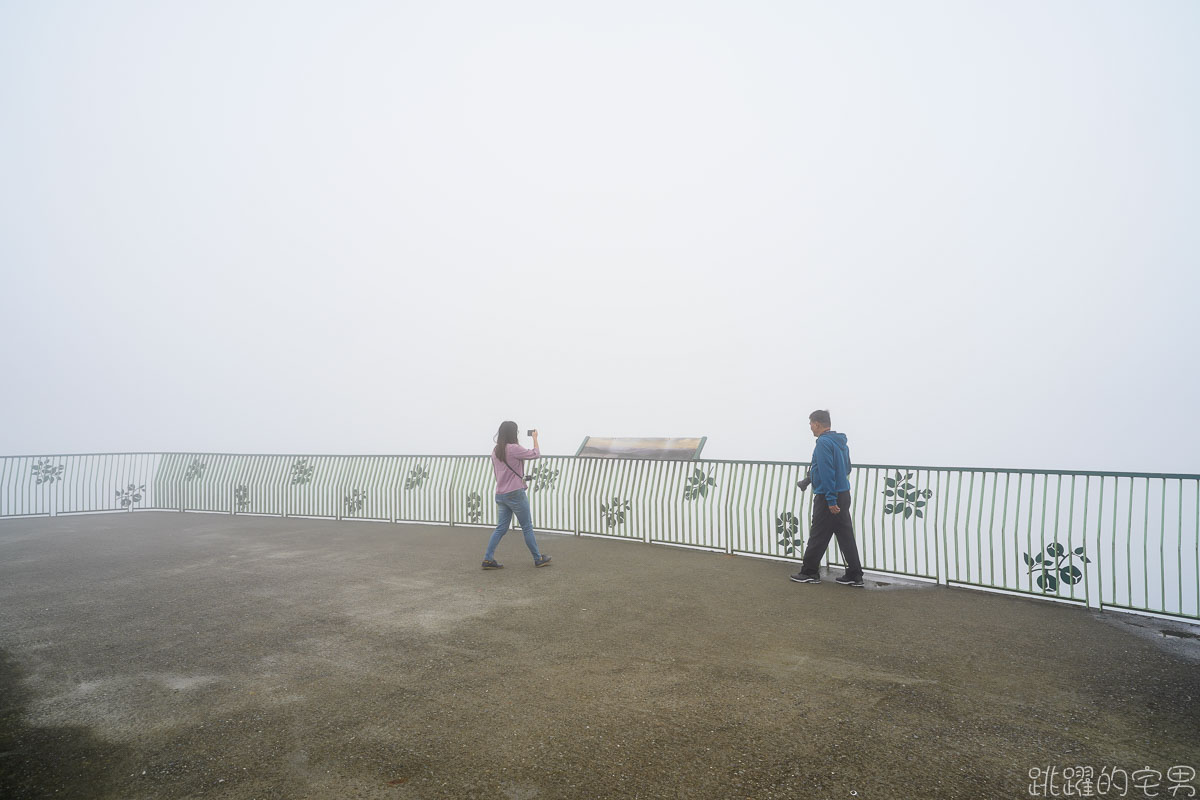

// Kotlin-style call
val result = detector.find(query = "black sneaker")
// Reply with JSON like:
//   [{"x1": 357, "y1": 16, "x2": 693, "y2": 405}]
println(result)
[
  {"x1": 482, "y1": 560, "x2": 503, "y2": 570},
  {"x1": 789, "y1": 573, "x2": 821, "y2": 584},
  {"x1": 534, "y1": 555, "x2": 552, "y2": 568},
  {"x1": 834, "y1": 574, "x2": 864, "y2": 587}
]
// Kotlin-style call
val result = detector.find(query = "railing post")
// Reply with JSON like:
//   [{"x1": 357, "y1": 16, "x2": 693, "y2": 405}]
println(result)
[
  {"x1": 723, "y1": 463, "x2": 733, "y2": 555},
  {"x1": 936, "y1": 470, "x2": 949, "y2": 585},
  {"x1": 1086, "y1": 475, "x2": 1104, "y2": 611},
  {"x1": 574, "y1": 458, "x2": 591, "y2": 537},
  {"x1": 446, "y1": 455, "x2": 453, "y2": 525}
]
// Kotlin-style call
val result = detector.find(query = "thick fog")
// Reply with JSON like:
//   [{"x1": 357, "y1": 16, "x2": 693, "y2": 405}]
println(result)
[{"x1": 2, "y1": 1, "x2": 1198, "y2": 473}]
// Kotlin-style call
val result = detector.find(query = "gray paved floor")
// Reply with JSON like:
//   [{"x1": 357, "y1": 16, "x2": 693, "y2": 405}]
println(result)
[{"x1": 1, "y1": 512, "x2": 1197, "y2": 799}]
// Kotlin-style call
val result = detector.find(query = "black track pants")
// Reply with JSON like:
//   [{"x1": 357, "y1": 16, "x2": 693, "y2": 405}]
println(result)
[{"x1": 799, "y1": 490, "x2": 863, "y2": 579}]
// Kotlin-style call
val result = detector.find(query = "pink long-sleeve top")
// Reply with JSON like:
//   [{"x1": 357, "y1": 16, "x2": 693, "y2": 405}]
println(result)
[{"x1": 492, "y1": 443, "x2": 540, "y2": 494}]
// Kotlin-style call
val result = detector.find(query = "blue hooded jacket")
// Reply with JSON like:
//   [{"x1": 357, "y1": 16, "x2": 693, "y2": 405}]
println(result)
[{"x1": 810, "y1": 431, "x2": 851, "y2": 506}]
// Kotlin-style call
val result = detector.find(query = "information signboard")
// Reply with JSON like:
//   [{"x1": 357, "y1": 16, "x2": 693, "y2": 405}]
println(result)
[{"x1": 574, "y1": 436, "x2": 707, "y2": 461}]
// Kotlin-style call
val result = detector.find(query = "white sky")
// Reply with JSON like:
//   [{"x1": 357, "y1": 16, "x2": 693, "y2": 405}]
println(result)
[{"x1": 2, "y1": 0, "x2": 1198, "y2": 473}]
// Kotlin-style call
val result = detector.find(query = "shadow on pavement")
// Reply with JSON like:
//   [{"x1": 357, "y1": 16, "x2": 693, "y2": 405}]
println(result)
[{"x1": 0, "y1": 649, "x2": 132, "y2": 800}]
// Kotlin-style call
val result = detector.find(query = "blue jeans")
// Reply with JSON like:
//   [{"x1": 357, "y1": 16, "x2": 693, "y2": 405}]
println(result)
[{"x1": 485, "y1": 489, "x2": 542, "y2": 562}]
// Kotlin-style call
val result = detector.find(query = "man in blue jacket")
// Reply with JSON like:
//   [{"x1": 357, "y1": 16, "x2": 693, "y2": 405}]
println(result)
[{"x1": 790, "y1": 410, "x2": 865, "y2": 586}]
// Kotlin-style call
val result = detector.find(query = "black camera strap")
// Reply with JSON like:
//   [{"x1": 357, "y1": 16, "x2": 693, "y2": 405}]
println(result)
[{"x1": 498, "y1": 447, "x2": 527, "y2": 484}]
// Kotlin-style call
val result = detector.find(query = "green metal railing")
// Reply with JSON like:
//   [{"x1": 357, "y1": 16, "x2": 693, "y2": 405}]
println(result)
[
  {"x1": 2, "y1": 453, "x2": 1196, "y2": 623},
  {"x1": 3, "y1": 453, "x2": 161, "y2": 516}
]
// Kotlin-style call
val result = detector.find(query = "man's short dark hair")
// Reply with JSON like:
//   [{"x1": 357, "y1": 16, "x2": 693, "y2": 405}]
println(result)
[{"x1": 809, "y1": 409, "x2": 831, "y2": 427}]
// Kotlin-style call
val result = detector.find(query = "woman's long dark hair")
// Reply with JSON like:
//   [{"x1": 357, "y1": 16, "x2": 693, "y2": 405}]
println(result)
[{"x1": 493, "y1": 421, "x2": 519, "y2": 462}]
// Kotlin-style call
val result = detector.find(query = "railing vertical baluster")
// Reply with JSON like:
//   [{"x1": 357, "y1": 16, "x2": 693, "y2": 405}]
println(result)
[
  {"x1": 1037, "y1": 474, "x2": 1050, "y2": 593},
  {"x1": 1178, "y1": 479, "x2": 1185, "y2": 616},
  {"x1": 999, "y1": 472, "x2": 1012, "y2": 589},
  {"x1": 986, "y1": 473, "x2": 999, "y2": 588},
  {"x1": 1066, "y1": 475, "x2": 1077, "y2": 601},
  {"x1": 934, "y1": 469, "x2": 945, "y2": 585},
  {"x1": 964, "y1": 471, "x2": 976, "y2": 584},
  {"x1": 1141, "y1": 477, "x2": 1150, "y2": 611},
  {"x1": 1079, "y1": 475, "x2": 1091, "y2": 608},
  {"x1": 1094, "y1": 475, "x2": 1106, "y2": 611},
  {"x1": 951, "y1": 471, "x2": 964, "y2": 584},
  {"x1": 1125, "y1": 478, "x2": 1134, "y2": 607},
  {"x1": 1159, "y1": 478, "x2": 1166, "y2": 614},
  {"x1": 888, "y1": 468, "x2": 899, "y2": 573},
  {"x1": 868, "y1": 467, "x2": 880, "y2": 571},
  {"x1": 636, "y1": 459, "x2": 651, "y2": 545},
  {"x1": 1111, "y1": 476, "x2": 1120, "y2": 609}
]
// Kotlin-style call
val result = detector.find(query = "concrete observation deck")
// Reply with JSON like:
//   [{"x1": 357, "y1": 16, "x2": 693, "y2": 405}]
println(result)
[{"x1": 1, "y1": 513, "x2": 1197, "y2": 799}]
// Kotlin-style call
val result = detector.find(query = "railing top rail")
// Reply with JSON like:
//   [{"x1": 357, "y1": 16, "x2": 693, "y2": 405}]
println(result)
[
  {"x1": 0, "y1": 452, "x2": 489, "y2": 459},
  {"x1": 3, "y1": 452, "x2": 169, "y2": 458},
  {"x1": 2, "y1": 453, "x2": 1196, "y2": 482},
  {"x1": 847, "y1": 463, "x2": 1200, "y2": 481},
  {"x1": 567, "y1": 457, "x2": 1200, "y2": 481}
]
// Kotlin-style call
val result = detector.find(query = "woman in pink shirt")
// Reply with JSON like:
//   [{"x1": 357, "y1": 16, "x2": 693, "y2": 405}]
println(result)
[{"x1": 482, "y1": 421, "x2": 552, "y2": 569}]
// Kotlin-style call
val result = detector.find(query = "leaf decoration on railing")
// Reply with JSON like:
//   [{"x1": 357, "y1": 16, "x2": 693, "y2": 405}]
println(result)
[
  {"x1": 600, "y1": 497, "x2": 632, "y2": 528},
  {"x1": 465, "y1": 492, "x2": 482, "y2": 523},
  {"x1": 1024, "y1": 543, "x2": 1091, "y2": 593},
  {"x1": 235, "y1": 484, "x2": 250, "y2": 511},
  {"x1": 31, "y1": 459, "x2": 65, "y2": 485},
  {"x1": 185, "y1": 458, "x2": 207, "y2": 481},
  {"x1": 683, "y1": 467, "x2": 716, "y2": 501},
  {"x1": 404, "y1": 466, "x2": 429, "y2": 490},
  {"x1": 527, "y1": 465, "x2": 560, "y2": 493},
  {"x1": 291, "y1": 458, "x2": 315, "y2": 485},
  {"x1": 776, "y1": 511, "x2": 802, "y2": 556},
  {"x1": 883, "y1": 471, "x2": 933, "y2": 519},
  {"x1": 115, "y1": 483, "x2": 145, "y2": 508},
  {"x1": 344, "y1": 489, "x2": 367, "y2": 515}
]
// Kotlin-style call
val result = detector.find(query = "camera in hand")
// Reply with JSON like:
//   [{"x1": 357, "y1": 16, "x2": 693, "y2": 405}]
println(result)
[{"x1": 527, "y1": 429, "x2": 536, "y2": 437}]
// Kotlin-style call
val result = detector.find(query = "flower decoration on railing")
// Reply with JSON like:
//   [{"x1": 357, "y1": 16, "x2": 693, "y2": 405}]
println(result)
[
  {"x1": 465, "y1": 492, "x2": 482, "y2": 523},
  {"x1": 344, "y1": 489, "x2": 367, "y2": 515},
  {"x1": 1025, "y1": 543, "x2": 1091, "y2": 593},
  {"x1": 683, "y1": 467, "x2": 716, "y2": 501},
  {"x1": 404, "y1": 465, "x2": 429, "y2": 491},
  {"x1": 291, "y1": 458, "x2": 315, "y2": 485},
  {"x1": 883, "y1": 471, "x2": 932, "y2": 519},
  {"x1": 235, "y1": 484, "x2": 250, "y2": 512},
  {"x1": 31, "y1": 459, "x2": 65, "y2": 485},
  {"x1": 115, "y1": 483, "x2": 145, "y2": 508},
  {"x1": 185, "y1": 458, "x2": 207, "y2": 481},
  {"x1": 600, "y1": 497, "x2": 632, "y2": 528},
  {"x1": 776, "y1": 511, "x2": 802, "y2": 556},
  {"x1": 526, "y1": 465, "x2": 561, "y2": 493}
]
